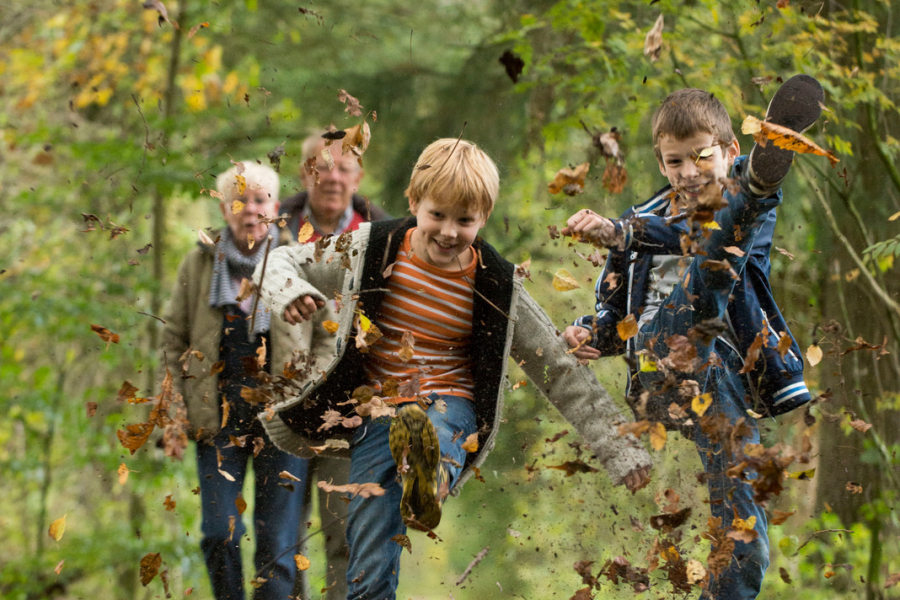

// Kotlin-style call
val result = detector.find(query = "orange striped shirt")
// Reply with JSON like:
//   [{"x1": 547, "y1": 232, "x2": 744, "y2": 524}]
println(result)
[{"x1": 365, "y1": 228, "x2": 476, "y2": 402}]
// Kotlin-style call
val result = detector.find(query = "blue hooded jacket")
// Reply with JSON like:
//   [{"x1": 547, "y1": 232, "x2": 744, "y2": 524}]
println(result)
[{"x1": 574, "y1": 157, "x2": 811, "y2": 416}]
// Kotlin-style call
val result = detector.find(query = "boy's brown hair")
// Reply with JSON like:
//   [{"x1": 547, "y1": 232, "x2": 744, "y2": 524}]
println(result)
[
  {"x1": 405, "y1": 138, "x2": 499, "y2": 222},
  {"x1": 651, "y1": 88, "x2": 736, "y2": 159}
]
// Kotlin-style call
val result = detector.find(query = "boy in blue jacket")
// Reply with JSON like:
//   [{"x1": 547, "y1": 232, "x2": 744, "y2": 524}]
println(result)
[{"x1": 563, "y1": 76, "x2": 823, "y2": 599}]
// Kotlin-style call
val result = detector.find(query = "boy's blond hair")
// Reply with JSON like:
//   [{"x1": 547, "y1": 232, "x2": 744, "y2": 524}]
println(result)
[
  {"x1": 652, "y1": 88, "x2": 736, "y2": 159},
  {"x1": 216, "y1": 161, "x2": 280, "y2": 204},
  {"x1": 405, "y1": 139, "x2": 498, "y2": 222}
]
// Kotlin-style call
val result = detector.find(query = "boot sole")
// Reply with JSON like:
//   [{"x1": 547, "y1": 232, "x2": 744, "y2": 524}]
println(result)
[
  {"x1": 389, "y1": 404, "x2": 442, "y2": 530},
  {"x1": 749, "y1": 74, "x2": 825, "y2": 186}
]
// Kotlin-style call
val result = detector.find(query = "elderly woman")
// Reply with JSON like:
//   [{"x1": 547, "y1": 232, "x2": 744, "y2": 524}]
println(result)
[{"x1": 160, "y1": 161, "x2": 306, "y2": 600}]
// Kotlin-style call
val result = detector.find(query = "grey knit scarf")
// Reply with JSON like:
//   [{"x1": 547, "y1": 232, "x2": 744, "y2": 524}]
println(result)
[{"x1": 208, "y1": 224, "x2": 279, "y2": 336}]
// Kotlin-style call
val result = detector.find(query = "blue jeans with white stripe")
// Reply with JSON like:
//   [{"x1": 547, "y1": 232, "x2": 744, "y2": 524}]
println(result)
[
  {"x1": 636, "y1": 182, "x2": 780, "y2": 599},
  {"x1": 344, "y1": 395, "x2": 476, "y2": 600}
]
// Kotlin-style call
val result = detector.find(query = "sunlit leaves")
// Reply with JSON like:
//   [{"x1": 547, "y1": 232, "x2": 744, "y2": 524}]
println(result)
[
  {"x1": 806, "y1": 343, "x2": 823, "y2": 366},
  {"x1": 298, "y1": 221, "x2": 315, "y2": 244},
  {"x1": 294, "y1": 554, "x2": 311, "y2": 571},
  {"x1": 616, "y1": 314, "x2": 638, "y2": 341}
]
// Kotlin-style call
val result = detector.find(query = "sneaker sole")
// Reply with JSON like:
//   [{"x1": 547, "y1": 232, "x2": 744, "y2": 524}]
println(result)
[
  {"x1": 389, "y1": 404, "x2": 442, "y2": 530},
  {"x1": 749, "y1": 74, "x2": 825, "y2": 187}
]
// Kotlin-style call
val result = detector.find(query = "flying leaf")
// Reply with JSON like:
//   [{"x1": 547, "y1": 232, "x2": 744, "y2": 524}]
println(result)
[
  {"x1": 91, "y1": 324, "x2": 120, "y2": 346},
  {"x1": 643, "y1": 14, "x2": 664, "y2": 62},
  {"x1": 49, "y1": 514, "x2": 66, "y2": 541},
  {"x1": 337, "y1": 89, "x2": 364, "y2": 117},
  {"x1": 164, "y1": 495, "x2": 176, "y2": 512},
  {"x1": 317, "y1": 481, "x2": 386, "y2": 498},
  {"x1": 461, "y1": 433, "x2": 479, "y2": 453},
  {"x1": 498, "y1": 49, "x2": 525, "y2": 83},
  {"x1": 297, "y1": 221, "x2": 315, "y2": 244},
  {"x1": 294, "y1": 554, "x2": 311, "y2": 571},
  {"x1": 142, "y1": 0, "x2": 178, "y2": 28},
  {"x1": 786, "y1": 468, "x2": 816, "y2": 480},
  {"x1": 548, "y1": 163, "x2": 590, "y2": 196},
  {"x1": 323, "y1": 320, "x2": 340, "y2": 334},
  {"x1": 741, "y1": 115, "x2": 839, "y2": 166},
  {"x1": 649, "y1": 422, "x2": 667, "y2": 451},
  {"x1": 849, "y1": 419, "x2": 873, "y2": 433},
  {"x1": 769, "y1": 509, "x2": 795, "y2": 525},
  {"x1": 806, "y1": 344, "x2": 823, "y2": 366},
  {"x1": 398, "y1": 330, "x2": 416, "y2": 363},
  {"x1": 187, "y1": 21, "x2": 209, "y2": 38},
  {"x1": 691, "y1": 393, "x2": 713, "y2": 417},
  {"x1": 342, "y1": 122, "x2": 371, "y2": 161},
  {"x1": 118, "y1": 463, "x2": 131, "y2": 485},
  {"x1": 139, "y1": 552, "x2": 162, "y2": 586},
  {"x1": 885, "y1": 572, "x2": 900, "y2": 589},
  {"x1": 236, "y1": 278, "x2": 255, "y2": 302},
  {"x1": 617, "y1": 314, "x2": 639, "y2": 341},
  {"x1": 391, "y1": 534, "x2": 413, "y2": 554},
  {"x1": 359, "y1": 313, "x2": 372, "y2": 332},
  {"x1": 117, "y1": 423, "x2": 155, "y2": 454},
  {"x1": 547, "y1": 460, "x2": 599, "y2": 476},
  {"x1": 235, "y1": 493, "x2": 247, "y2": 515},
  {"x1": 198, "y1": 229, "x2": 215, "y2": 245},
  {"x1": 686, "y1": 559, "x2": 706, "y2": 585},
  {"x1": 552, "y1": 268, "x2": 580, "y2": 291},
  {"x1": 116, "y1": 380, "x2": 139, "y2": 403},
  {"x1": 55, "y1": 559, "x2": 65, "y2": 576},
  {"x1": 279, "y1": 470, "x2": 302, "y2": 482}
]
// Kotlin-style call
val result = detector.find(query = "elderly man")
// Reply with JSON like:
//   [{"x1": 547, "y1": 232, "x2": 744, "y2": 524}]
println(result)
[
  {"x1": 278, "y1": 131, "x2": 389, "y2": 600},
  {"x1": 281, "y1": 132, "x2": 388, "y2": 240}
]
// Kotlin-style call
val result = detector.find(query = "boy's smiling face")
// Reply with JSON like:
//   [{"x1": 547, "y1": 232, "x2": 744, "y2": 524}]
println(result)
[
  {"x1": 409, "y1": 197, "x2": 485, "y2": 269},
  {"x1": 657, "y1": 132, "x2": 739, "y2": 204}
]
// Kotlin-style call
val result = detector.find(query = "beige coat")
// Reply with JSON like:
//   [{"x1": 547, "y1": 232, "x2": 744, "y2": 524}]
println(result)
[{"x1": 159, "y1": 238, "x2": 321, "y2": 440}]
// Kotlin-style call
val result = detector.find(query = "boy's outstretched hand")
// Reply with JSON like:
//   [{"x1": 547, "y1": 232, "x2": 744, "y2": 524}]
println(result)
[
  {"x1": 563, "y1": 325, "x2": 601, "y2": 360},
  {"x1": 623, "y1": 466, "x2": 651, "y2": 493},
  {"x1": 562, "y1": 209, "x2": 620, "y2": 247},
  {"x1": 283, "y1": 295, "x2": 326, "y2": 325}
]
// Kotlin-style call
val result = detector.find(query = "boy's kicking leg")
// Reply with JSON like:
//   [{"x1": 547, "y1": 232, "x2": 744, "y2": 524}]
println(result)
[
  {"x1": 637, "y1": 75, "x2": 822, "y2": 599},
  {"x1": 344, "y1": 396, "x2": 476, "y2": 600}
]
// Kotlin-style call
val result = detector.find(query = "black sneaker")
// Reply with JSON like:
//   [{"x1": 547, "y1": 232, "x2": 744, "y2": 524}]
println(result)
[
  {"x1": 746, "y1": 74, "x2": 824, "y2": 196},
  {"x1": 389, "y1": 404, "x2": 443, "y2": 531}
]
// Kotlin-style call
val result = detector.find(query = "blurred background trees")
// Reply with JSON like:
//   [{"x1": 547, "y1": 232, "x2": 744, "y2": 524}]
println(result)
[{"x1": 1, "y1": 0, "x2": 898, "y2": 598}]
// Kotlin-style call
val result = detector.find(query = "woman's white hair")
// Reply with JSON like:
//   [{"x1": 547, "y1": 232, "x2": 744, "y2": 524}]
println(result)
[{"x1": 216, "y1": 160, "x2": 280, "y2": 203}]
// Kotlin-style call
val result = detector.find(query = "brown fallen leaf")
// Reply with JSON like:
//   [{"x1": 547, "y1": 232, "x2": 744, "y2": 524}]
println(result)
[
  {"x1": 117, "y1": 423, "x2": 155, "y2": 454},
  {"x1": 391, "y1": 534, "x2": 412, "y2": 554},
  {"x1": 547, "y1": 460, "x2": 599, "y2": 476},
  {"x1": 317, "y1": 481, "x2": 386, "y2": 498},
  {"x1": 806, "y1": 343, "x2": 823, "y2": 366},
  {"x1": 461, "y1": 433, "x2": 479, "y2": 453},
  {"x1": 338, "y1": 89, "x2": 364, "y2": 117},
  {"x1": 548, "y1": 163, "x2": 590, "y2": 196},
  {"x1": 741, "y1": 115, "x2": 839, "y2": 166},
  {"x1": 91, "y1": 324, "x2": 120, "y2": 346},
  {"x1": 643, "y1": 14, "x2": 664, "y2": 62},
  {"x1": 235, "y1": 493, "x2": 247, "y2": 515},
  {"x1": 139, "y1": 552, "x2": 162, "y2": 586},
  {"x1": 294, "y1": 554, "x2": 311, "y2": 571},
  {"x1": 848, "y1": 419, "x2": 872, "y2": 433},
  {"x1": 616, "y1": 314, "x2": 638, "y2": 341}
]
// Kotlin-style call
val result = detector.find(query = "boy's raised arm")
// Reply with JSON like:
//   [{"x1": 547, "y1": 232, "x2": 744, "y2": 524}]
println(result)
[
  {"x1": 252, "y1": 238, "x2": 348, "y2": 324},
  {"x1": 511, "y1": 283, "x2": 652, "y2": 488}
]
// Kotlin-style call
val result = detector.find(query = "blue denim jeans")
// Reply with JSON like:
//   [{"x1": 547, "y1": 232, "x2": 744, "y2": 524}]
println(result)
[
  {"x1": 344, "y1": 395, "x2": 477, "y2": 600},
  {"x1": 196, "y1": 432, "x2": 308, "y2": 600},
  {"x1": 636, "y1": 180, "x2": 778, "y2": 599}
]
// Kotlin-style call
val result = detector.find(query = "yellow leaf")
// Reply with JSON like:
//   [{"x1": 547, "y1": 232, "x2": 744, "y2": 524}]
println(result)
[
  {"x1": 660, "y1": 544, "x2": 680, "y2": 561},
  {"x1": 741, "y1": 115, "x2": 839, "y2": 166},
  {"x1": 235, "y1": 173, "x2": 247, "y2": 195},
  {"x1": 691, "y1": 393, "x2": 713, "y2": 417},
  {"x1": 297, "y1": 221, "x2": 315, "y2": 243},
  {"x1": 638, "y1": 352, "x2": 657, "y2": 372},
  {"x1": 48, "y1": 514, "x2": 66, "y2": 542},
  {"x1": 787, "y1": 468, "x2": 816, "y2": 480},
  {"x1": 617, "y1": 314, "x2": 639, "y2": 341},
  {"x1": 118, "y1": 463, "x2": 130, "y2": 485},
  {"x1": 702, "y1": 220, "x2": 721, "y2": 230},
  {"x1": 649, "y1": 422, "x2": 667, "y2": 451},
  {"x1": 732, "y1": 515, "x2": 757, "y2": 531},
  {"x1": 359, "y1": 313, "x2": 372, "y2": 332},
  {"x1": 889, "y1": 210, "x2": 900, "y2": 222},
  {"x1": 552, "y1": 268, "x2": 580, "y2": 291},
  {"x1": 322, "y1": 320, "x2": 340, "y2": 334},
  {"x1": 461, "y1": 433, "x2": 479, "y2": 453},
  {"x1": 231, "y1": 199, "x2": 245, "y2": 214},
  {"x1": 294, "y1": 554, "x2": 311, "y2": 571},
  {"x1": 806, "y1": 344, "x2": 823, "y2": 367}
]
